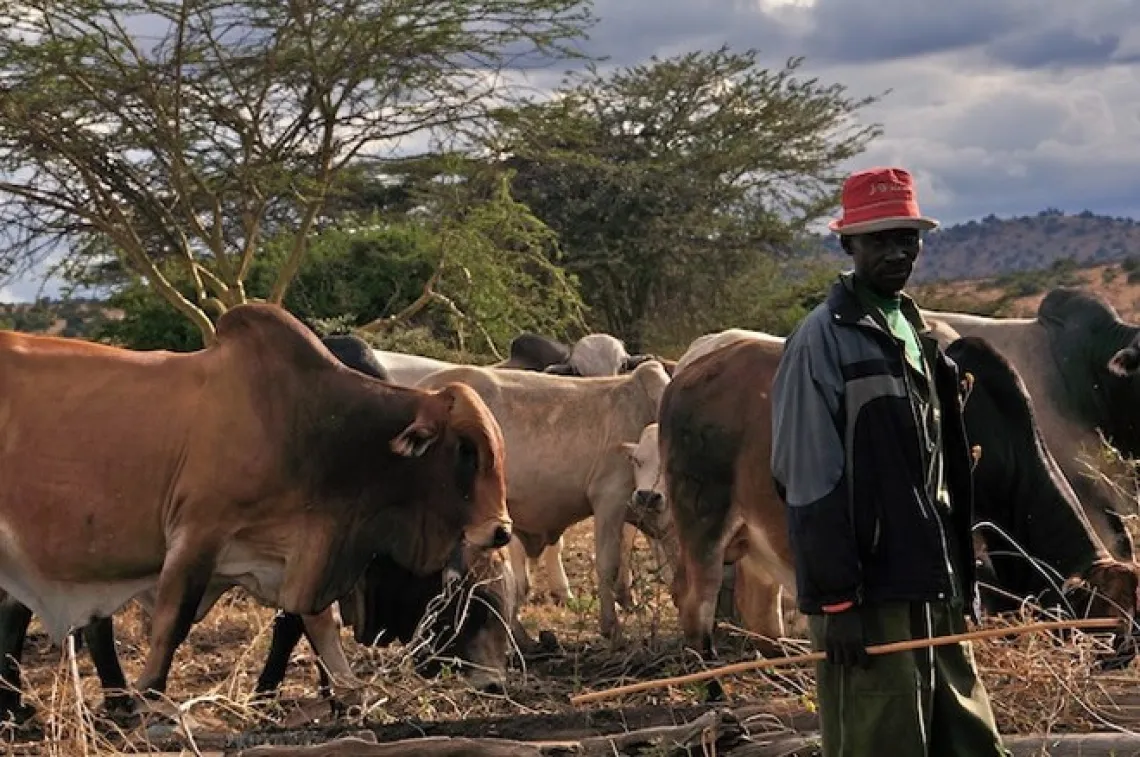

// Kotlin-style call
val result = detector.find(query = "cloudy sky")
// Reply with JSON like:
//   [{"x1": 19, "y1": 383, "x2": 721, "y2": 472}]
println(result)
[
  {"x1": 6, "y1": 0, "x2": 1140, "y2": 300},
  {"x1": 576, "y1": 0, "x2": 1140, "y2": 223}
]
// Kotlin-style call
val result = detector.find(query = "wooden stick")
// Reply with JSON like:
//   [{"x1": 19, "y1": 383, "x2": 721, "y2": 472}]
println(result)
[{"x1": 569, "y1": 617, "x2": 1121, "y2": 706}]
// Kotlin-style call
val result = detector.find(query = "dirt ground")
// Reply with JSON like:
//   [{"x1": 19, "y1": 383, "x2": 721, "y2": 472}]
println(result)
[
  {"x1": 0, "y1": 523, "x2": 820, "y2": 754},
  {"x1": 4, "y1": 510, "x2": 1140, "y2": 754}
]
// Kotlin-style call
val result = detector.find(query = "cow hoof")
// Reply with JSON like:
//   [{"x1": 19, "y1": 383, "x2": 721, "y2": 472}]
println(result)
[
  {"x1": 96, "y1": 692, "x2": 139, "y2": 725},
  {"x1": 549, "y1": 590, "x2": 573, "y2": 606},
  {"x1": 467, "y1": 671, "x2": 507, "y2": 695},
  {"x1": 602, "y1": 625, "x2": 626, "y2": 648},
  {"x1": 704, "y1": 679, "x2": 727, "y2": 703},
  {"x1": 616, "y1": 588, "x2": 637, "y2": 611},
  {"x1": 538, "y1": 629, "x2": 562, "y2": 653}
]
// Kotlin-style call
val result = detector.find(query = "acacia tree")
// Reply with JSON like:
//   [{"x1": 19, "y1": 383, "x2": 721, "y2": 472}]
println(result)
[
  {"x1": 480, "y1": 47, "x2": 884, "y2": 348},
  {"x1": 0, "y1": 0, "x2": 594, "y2": 342}
]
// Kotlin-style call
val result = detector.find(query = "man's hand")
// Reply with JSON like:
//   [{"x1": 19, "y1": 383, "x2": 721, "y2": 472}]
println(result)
[{"x1": 823, "y1": 608, "x2": 870, "y2": 668}]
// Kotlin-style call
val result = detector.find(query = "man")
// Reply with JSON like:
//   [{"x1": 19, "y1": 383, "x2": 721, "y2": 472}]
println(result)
[{"x1": 770, "y1": 166, "x2": 1008, "y2": 756}]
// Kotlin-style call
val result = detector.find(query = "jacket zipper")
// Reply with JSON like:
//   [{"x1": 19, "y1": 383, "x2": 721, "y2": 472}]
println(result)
[{"x1": 898, "y1": 338, "x2": 955, "y2": 601}]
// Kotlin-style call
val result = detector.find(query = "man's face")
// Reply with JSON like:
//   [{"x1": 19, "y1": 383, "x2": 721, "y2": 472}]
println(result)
[{"x1": 847, "y1": 228, "x2": 922, "y2": 296}]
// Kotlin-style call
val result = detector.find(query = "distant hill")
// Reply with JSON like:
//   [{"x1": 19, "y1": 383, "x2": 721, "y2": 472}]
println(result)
[
  {"x1": 910, "y1": 258, "x2": 1140, "y2": 323},
  {"x1": 815, "y1": 208, "x2": 1140, "y2": 284},
  {"x1": 5, "y1": 207, "x2": 1140, "y2": 342}
]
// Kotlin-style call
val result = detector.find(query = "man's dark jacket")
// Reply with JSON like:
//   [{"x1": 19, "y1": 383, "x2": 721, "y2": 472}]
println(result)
[{"x1": 770, "y1": 273, "x2": 977, "y2": 616}]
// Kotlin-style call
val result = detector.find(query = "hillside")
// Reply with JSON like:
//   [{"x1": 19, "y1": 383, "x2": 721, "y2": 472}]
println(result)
[
  {"x1": 816, "y1": 208, "x2": 1140, "y2": 283},
  {"x1": 910, "y1": 258, "x2": 1140, "y2": 322}
]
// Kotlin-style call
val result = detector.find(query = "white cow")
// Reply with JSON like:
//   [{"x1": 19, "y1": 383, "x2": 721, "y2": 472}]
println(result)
[
  {"x1": 373, "y1": 349, "x2": 458, "y2": 386},
  {"x1": 415, "y1": 360, "x2": 671, "y2": 638},
  {"x1": 375, "y1": 337, "x2": 654, "y2": 608},
  {"x1": 564, "y1": 333, "x2": 630, "y2": 376}
]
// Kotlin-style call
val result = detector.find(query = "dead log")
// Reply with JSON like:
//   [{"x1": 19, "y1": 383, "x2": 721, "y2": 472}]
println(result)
[
  {"x1": 234, "y1": 736, "x2": 560, "y2": 757},
  {"x1": 577, "y1": 708, "x2": 746, "y2": 756}
]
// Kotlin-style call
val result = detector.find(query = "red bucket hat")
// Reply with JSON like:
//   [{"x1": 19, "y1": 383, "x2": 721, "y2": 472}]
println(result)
[{"x1": 828, "y1": 166, "x2": 939, "y2": 235}]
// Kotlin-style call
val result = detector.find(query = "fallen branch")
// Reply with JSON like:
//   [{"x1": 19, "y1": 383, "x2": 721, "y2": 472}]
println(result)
[
  {"x1": 577, "y1": 708, "x2": 745, "y2": 756},
  {"x1": 235, "y1": 736, "x2": 554, "y2": 757},
  {"x1": 570, "y1": 617, "x2": 1122, "y2": 706}
]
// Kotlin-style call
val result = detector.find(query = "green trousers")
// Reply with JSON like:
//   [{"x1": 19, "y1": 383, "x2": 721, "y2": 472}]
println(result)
[{"x1": 807, "y1": 601, "x2": 1010, "y2": 757}]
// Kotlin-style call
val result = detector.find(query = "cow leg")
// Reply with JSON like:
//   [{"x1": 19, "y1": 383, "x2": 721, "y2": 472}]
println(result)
[
  {"x1": 731, "y1": 557, "x2": 786, "y2": 658},
  {"x1": 510, "y1": 531, "x2": 553, "y2": 606},
  {"x1": 133, "y1": 542, "x2": 217, "y2": 699},
  {"x1": 0, "y1": 595, "x2": 33, "y2": 724},
  {"x1": 81, "y1": 616, "x2": 132, "y2": 714},
  {"x1": 525, "y1": 554, "x2": 543, "y2": 602},
  {"x1": 614, "y1": 524, "x2": 639, "y2": 611},
  {"x1": 300, "y1": 608, "x2": 361, "y2": 694},
  {"x1": 541, "y1": 536, "x2": 574, "y2": 605},
  {"x1": 592, "y1": 509, "x2": 626, "y2": 641},
  {"x1": 254, "y1": 612, "x2": 306, "y2": 697}
]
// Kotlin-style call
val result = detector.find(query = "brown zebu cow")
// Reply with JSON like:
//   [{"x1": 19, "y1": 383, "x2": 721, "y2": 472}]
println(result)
[
  {"x1": 0, "y1": 303, "x2": 511, "y2": 716},
  {"x1": 0, "y1": 331, "x2": 520, "y2": 719},
  {"x1": 657, "y1": 335, "x2": 1139, "y2": 663}
]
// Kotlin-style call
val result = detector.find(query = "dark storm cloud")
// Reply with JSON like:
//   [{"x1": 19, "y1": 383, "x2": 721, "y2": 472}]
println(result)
[
  {"x1": 800, "y1": 0, "x2": 1025, "y2": 64},
  {"x1": 583, "y1": 0, "x2": 1140, "y2": 70},
  {"x1": 579, "y1": 0, "x2": 783, "y2": 67},
  {"x1": 986, "y1": 27, "x2": 1135, "y2": 69}
]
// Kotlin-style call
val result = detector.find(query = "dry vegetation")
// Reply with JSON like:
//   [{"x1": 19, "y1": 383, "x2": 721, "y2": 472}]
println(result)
[{"x1": 5, "y1": 508, "x2": 1140, "y2": 755}]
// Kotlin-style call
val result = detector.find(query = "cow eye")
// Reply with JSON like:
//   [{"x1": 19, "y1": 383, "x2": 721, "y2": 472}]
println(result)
[{"x1": 455, "y1": 436, "x2": 479, "y2": 499}]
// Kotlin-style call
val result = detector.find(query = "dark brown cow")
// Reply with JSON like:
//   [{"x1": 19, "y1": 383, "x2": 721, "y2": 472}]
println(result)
[
  {"x1": 0, "y1": 303, "x2": 511, "y2": 716},
  {"x1": 656, "y1": 334, "x2": 1139, "y2": 664}
]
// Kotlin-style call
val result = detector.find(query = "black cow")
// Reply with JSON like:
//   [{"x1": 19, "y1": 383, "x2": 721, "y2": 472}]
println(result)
[
  {"x1": 256, "y1": 546, "x2": 523, "y2": 697},
  {"x1": 948, "y1": 335, "x2": 1140, "y2": 668},
  {"x1": 925, "y1": 290, "x2": 1140, "y2": 564},
  {"x1": 321, "y1": 334, "x2": 391, "y2": 381},
  {"x1": 496, "y1": 333, "x2": 572, "y2": 372}
]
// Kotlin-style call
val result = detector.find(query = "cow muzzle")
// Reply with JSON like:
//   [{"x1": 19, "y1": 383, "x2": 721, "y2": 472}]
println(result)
[
  {"x1": 633, "y1": 489, "x2": 664, "y2": 512},
  {"x1": 465, "y1": 519, "x2": 513, "y2": 552}
]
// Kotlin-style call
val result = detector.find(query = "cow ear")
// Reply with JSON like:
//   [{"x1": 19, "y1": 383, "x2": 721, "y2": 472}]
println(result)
[
  {"x1": 391, "y1": 389, "x2": 456, "y2": 457},
  {"x1": 390, "y1": 421, "x2": 441, "y2": 457}
]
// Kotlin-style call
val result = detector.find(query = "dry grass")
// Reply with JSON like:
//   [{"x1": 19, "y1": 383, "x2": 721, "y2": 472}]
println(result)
[{"x1": 5, "y1": 507, "x2": 1140, "y2": 754}]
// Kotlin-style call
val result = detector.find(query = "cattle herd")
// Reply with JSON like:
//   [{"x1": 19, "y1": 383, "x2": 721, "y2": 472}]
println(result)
[{"x1": 3, "y1": 288, "x2": 1140, "y2": 733}]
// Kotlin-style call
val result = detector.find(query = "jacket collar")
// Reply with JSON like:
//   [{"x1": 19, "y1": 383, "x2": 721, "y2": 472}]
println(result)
[{"x1": 826, "y1": 271, "x2": 932, "y2": 337}]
